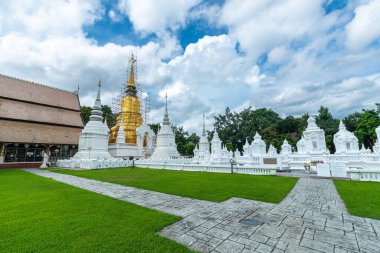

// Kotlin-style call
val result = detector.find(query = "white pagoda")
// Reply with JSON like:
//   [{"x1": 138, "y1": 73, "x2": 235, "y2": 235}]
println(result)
[
  {"x1": 150, "y1": 94, "x2": 180, "y2": 159},
  {"x1": 73, "y1": 81, "x2": 111, "y2": 160},
  {"x1": 333, "y1": 120, "x2": 359, "y2": 154}
]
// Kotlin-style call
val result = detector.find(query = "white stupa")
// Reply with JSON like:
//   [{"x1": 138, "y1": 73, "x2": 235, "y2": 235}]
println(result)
[
  {"x1": 281, "y1": 139, "x2": 292, "y2": 155},
  {"x1": 74, "y1": 80, "x2": 111, "y2": 160},
  {"x1": 297, "y1": 116, "x2": 328, "y2": 155},
  {"x1": 211, "y1": 130, "x2": 222, "y2": 156},
  {"x1": 267, "y1": 144, "x2": 278, "y2": 155},
  {"x1": 333, "y1": 120, "x2": 359, "y2": 154},
  {"x1": 150, "y1": 94, "x2": 180, "y2": 159},
  {"x1": 373, "y1": 125, "x2": 380, "y2": 154},
  {"x1": 194, "y1": 114, "x2": 210, "y2": 163},
  {"x1": 251, "y1": 132, "x2": 266, "y2": 155}
]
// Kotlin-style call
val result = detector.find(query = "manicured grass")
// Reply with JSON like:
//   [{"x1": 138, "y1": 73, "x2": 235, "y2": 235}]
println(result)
[
  {"x1": 55, "y1": 167, "x2": 298, "y2": 203},
  {"x1": 334, "y1": 180, "x2": 380, "y2": 220},
  {"x1": 0, "y1": 170, "x2": 193, "y2": 253}
]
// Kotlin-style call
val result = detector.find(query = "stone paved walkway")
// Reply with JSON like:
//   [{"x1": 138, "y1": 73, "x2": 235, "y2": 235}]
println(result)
[
  {"x1": 25, "y1": 169, "x2": 216, "y2": 217},
  {"x1": 26, "y1": 169, "x2": 380, "y2": 253}
]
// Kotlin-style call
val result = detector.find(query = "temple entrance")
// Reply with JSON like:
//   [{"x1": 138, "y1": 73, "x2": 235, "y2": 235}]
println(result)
[
  {"x1": 143, "y1": 133, "x2": 149, "y2": 148},
  {"x1": 4, "y1": 144, "x2": 44, "y2": 163}
]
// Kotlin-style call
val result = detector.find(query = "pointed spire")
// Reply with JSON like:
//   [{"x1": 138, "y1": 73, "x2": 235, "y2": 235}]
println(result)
[
  {"x1": 307, "y1": 116, "x2": 317, "y2": 128},
  {"x1": 89, "y1": 80, "x2": 103, "y2": 122},
  {"x1": 339, "y1": 120, "x2": 345, "y2": 130},
  {"x1": 202, "y1": 114, "x2": 206, "y2": 136},
  {"x1": 162, "y1": 92, "x2": 170, "y2": 125},
  {"x1": 74, "y1": 83, "x2": 80, "y2": 95},
  {"x1": 127, "y1": 53, "x2": 136, "y2": 88},
  {"x1": 165, "y1": 92, "x2": 168, "y2": 110},
  {"x1": 116, "y1": 115, "x2": 126, "y2": 144}
]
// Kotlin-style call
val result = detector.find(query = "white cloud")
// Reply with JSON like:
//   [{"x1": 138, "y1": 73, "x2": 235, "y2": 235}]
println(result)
[
  {"x1": 219, "y1": 0, "x2": 341, "y2": 60},
  {"x1": 117, "y1": 0, "x2": 200, "y2": 35},
  {"x1": 1, "y1": 0, "x2": 380, "y2": 136},
  {"x1": 108, "y1": 9, "x2": 123, "y2": 23},
  {"x1": 267, "y1": 47, "x2": 292, "y2": 64},
  {"x1": 0, "y1": 0, "x2": 103, "y2": 38},
  {"x1": 346, "y1": 0, "x2": 380, "y2": 50}
]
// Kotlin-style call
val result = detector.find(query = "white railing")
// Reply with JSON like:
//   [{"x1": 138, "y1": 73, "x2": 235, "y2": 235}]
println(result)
[
  {"x1": 134, "y1": 162, "x2": 277, "y2": 175},
  {"x1": 348, "y1": 169, "x2": 380, "y2": 182},
  {"x1": 57, "y1": 158, "x2": 133, "y2": 170}
]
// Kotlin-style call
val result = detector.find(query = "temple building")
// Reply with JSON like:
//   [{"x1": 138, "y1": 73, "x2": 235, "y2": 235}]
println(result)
[{"x1": 0, "y1": 74, "x2": 83, "y2": 168}]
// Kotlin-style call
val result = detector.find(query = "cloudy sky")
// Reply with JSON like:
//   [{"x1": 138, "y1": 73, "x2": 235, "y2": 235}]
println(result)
[{"x1": 1, "y1": 0, "x2": 380, "y2": 133}]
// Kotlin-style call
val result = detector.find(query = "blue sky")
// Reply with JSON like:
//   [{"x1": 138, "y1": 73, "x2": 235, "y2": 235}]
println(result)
[{"x1": 1, "y1": 0, "x2": 380, "y2": 132}]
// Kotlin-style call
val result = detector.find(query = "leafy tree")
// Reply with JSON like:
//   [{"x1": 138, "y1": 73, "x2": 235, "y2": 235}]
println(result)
[
  {"x1": 101, "y1": 105, "x2": 116, "y2": 128},
  {"x1": 171, "y1": 125, "x2": 199, "y2": 156},
  {"x1": 343, "y1": 112, "x2": 362, "y2": 132},
  {"x1": 80, "y1": 105, "x2": 116, "y2": 129},
  {"x1": 148, "y1": 123, "x2": 160, "y2": 135},
  {"x1": 376, "y1": 103, "x2": 380, "y2": 114},
  {"x1": 80, "y1": 106, "x2": 92, "y2": 125},
  {"x1": 187, "y1": 133, "x2": 200, "y2": 145},
  {"x1": 277, "y1": 116, "x2": 300, "y2": 135},
  {"x1": 354, "y1": 109, "x2": 380, "y2": 150}
]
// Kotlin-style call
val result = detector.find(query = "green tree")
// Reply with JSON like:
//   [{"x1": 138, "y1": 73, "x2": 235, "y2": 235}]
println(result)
[
  {"x1": 343, "y1": 112, "x2": 362, "y2": 132},
  {"x1": 80, "y1": 105, "x2": 116, "y2": 129},
  {"x1": 101, "y1": 105, "x2": 116, "y2": 129},
  {"x1": 354, "y1": 109, "x2": 380, "y2": 150},
  {"x1": 148, "y1": 123, "x2": 160, "y2": 135},
  {"x1": 80, "y1": 106, "x2": 92, "y2": 125}
]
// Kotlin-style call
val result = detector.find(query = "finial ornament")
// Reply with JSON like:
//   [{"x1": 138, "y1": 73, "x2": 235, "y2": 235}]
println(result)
[
  {"x1": 202, "y1": 113, "x2": 206, "y2": 136},
  {"x1": 162, "y1": 92, "x2": 170, "y2": 126},
  {"x1": 128, "y1": 53, "x2": 136, "y2": 87},
  {"x1": 165, "y1": 92, "x2": 168, "y2": 110}
]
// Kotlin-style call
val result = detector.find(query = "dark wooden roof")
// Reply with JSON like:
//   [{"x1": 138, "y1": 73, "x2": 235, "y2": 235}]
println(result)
[{"x1": 0, "y1": 74, "x2": 83, "y2": 145}]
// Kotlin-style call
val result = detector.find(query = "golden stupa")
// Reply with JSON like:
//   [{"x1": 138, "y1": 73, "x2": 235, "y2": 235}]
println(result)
[{"x1": 109, "y1": 55, "x2": 143, "y2": 144}]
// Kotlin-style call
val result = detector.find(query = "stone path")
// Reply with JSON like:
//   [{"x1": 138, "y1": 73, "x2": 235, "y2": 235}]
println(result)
[
  {"x1": 25, "y1": 169, "x2": 216, "y2": 217},
  {"x1": 25, "y1": 169, "x2": 380, "y2": 253}
]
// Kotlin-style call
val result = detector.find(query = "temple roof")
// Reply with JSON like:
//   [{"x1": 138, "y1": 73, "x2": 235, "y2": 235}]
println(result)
[{"x1": 0, "y1": 74, "x2": 83, "y2": 144}]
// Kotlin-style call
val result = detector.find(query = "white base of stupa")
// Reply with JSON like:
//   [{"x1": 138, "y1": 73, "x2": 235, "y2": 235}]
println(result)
[{"x1": 108, "y1": 143, "x2": 145, "y2": 159}]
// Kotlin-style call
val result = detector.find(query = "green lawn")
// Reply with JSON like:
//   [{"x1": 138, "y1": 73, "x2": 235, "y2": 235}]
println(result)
[
  {"x1": 334, "y1": 180, "x2": 380, "y2": 220},
  {"x1": 0, "y1": 170, "x2": 193, "y2": 253},
  {"x1": 55, "y1": 167, "x2": 298, "y2": 203}
]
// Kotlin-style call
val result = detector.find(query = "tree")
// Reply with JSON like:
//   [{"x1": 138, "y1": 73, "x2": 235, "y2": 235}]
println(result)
[
  {"x1": 80, "y1": 105, "x2": 116, "y2": 129},
  {"x1": 214, "y1": 107, "x2": 282, "y2": 153},
  {"x1": 80, "y1": 106, "x2": 92, "y2": 125},
  {"x1": 148, "y1": 123, "x2": 160, "y2": 135},
  {"x1": 354, "y1": 109, "x2": 380, "y2": 150},
  {"x1": 170, "y1": 125, "x2": 200, "y2": 156},
  {"x1": 343, "y1": 112, "x2": 362, "y2": 132},
  {"x1": 101, "y1": 105, "x2": 116, "y2": 129}
]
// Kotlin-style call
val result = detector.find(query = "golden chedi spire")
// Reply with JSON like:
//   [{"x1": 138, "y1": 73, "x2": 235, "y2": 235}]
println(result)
[{"x1": 109, "y1": 53, "x2": 143, "y2": 144}]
